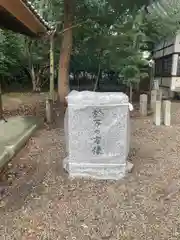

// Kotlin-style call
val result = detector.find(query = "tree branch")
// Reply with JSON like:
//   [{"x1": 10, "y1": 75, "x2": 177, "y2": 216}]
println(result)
[{"x1": 57, "y1": 20, "x2": 87, "y2": 36}]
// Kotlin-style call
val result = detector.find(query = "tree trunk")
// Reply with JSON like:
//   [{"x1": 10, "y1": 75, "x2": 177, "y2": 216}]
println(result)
[
  {"x1": 31, "y1": 65, "x2": 37, "y2": 92},
  {"x1": 35, "y1": 74, "x2": 41, "y2": 92},
  {"x1": 31, "y1": 66, "x2": 41, "y2": 92},
  {"x1": 26, "y1": 39, "x2": 40, "y2": 92},
  {"x1": 149, "y1": 61, "x2": 155, "y2": 93},
  {"x1": 93, "y1": 64, "x2": 101, "y2": 92},
  {"x1": 58, "y1": 0, "x2": 73, "y2": 104},
  {"x1": 129, "y1": 83, "x2": 133, "y2": 103},
  {"x1": 0, "y1": 80, "x2": 3, "y2": 120},
  {"x1": 50, "y1": 33, "x2": 55, "y2": 100}
]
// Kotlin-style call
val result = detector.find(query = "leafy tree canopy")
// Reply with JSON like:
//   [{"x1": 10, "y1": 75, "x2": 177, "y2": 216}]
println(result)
[{"x1": 0, "y1": 0, "x2": 180, "y2": 92}]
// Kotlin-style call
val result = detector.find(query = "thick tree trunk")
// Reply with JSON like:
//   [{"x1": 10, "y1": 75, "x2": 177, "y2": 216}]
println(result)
[{"x1": 58, "y1": 0, "x2": 73, "y2": 104}]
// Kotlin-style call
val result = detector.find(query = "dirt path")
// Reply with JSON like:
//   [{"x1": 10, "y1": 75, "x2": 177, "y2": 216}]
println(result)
[
  {"x1": 1, "y1": 102, "x2": 180, "y2": 239},
  {"x1": 3, "y1": 92, "x2": 47, "y2": 108}
]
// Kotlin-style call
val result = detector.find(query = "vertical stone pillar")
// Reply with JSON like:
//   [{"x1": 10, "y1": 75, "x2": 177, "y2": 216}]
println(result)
[
  {"x1": 151, "y1": 89, "x2": 157, "y2": 111},
  {"x1": 163, "y1": 100, "x2": 171, "y2": 126},
  {"x1": 46, "y1": 98, "x2": 53, "y2": 123},
  {"x1": 154, "y1": 101, "x2": 161, "y2": 126},
  {"x1": 140, "y1": 94, "x2": 148, "y2": 116},
  {"x1": 157, "y1": 89, "x2": 162, "y2": 101}
]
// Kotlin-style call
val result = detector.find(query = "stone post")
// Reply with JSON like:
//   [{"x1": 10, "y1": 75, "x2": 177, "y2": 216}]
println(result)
[
  {"x1": 150, "y1": 89, "x2": 157, "y2": 111},
  {"x1": 154, "y1": 101, "x2": 161, "y2": 126},
  {"x1": 163, "y1": 100, "x2": 171, "y2": 126},
  {"x1": 157, "y1": 89, "x2": 162, "y2": 101},
  {"x1": 46, "y1": 98, "x2": 53, "y2": 123},
  {"x1": 140, "y1": 94, "x2": 148, "y2": 116}
]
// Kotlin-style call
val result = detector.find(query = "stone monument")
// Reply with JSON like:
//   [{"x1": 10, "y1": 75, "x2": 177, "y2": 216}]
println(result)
[{"x1": 64, "y1": 91, "x2": 131, "y2": 180}]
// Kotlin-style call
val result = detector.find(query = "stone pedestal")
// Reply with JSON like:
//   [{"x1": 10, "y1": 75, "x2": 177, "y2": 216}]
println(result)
[
  {"x1": 140, "y1": 94, "x2": 148, "y2": 116},
  {"x1": 154, "y1": 101, "x2": 161, "y2": 126},
  {"x1": 64, "y1": 91, "x2": 130, "y2": 180},
  {"x1": 163, "y1": 100, "x2": 171, "y2": 126}
]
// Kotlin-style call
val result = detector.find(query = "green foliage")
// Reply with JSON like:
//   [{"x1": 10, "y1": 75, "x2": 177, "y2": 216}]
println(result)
[
  {"x1": 1, "y1": 0, "x2": 179, "y2": 90},
  {"x1": 0, "y1": 30, "x2": 24, "y2": 78},
  {"x1": 147, "y1": 0, "x2": 180, "y2": 41},
  {"x1": 122, "y1": 65, "x2": 139, "y2": 80}
]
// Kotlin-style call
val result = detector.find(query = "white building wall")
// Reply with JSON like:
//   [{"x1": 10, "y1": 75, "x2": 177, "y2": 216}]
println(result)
[
  {"x1": 172, "y1": 54, "x2": 178, "y2": 75},
  {"x1": 153, "y1": 35, "x2": 180, "y2": 95},
  {"x1": 153, "y1": 45, "x2": 174, "y2": 59},
  {"x1": 174, "y1": 33, "x2": 180, "y2": 52}
]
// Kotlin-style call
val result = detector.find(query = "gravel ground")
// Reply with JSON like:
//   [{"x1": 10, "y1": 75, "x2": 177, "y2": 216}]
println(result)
[{"x1": 1, "y1": 102, "x2": 180, "y2": 239}]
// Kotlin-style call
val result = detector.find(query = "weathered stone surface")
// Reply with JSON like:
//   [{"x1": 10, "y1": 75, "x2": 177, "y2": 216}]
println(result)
[
  {"x1": 154, "y1": 101, "x2": 161, "y2": 126},
  {"x1": 0, "y1": 116, "x2": 42, "y2": 169},
  {"x1": 46, "y1": 98, "x2": 53, "y2": 123},
  {"x1": 163, "y1": 100, "x2": 171, "y2": 126},
  {"x1": 151, "y1": 90, "x2": 157, "y2": 111},
  {"x1": 140, "y1": 94, "x2": 148, "y2": 116},
  {"x1": 126, "y1": 161, "x2": 134, "y2": 173},
  {"x1": 157, "y1": 89, "x2": 162, "y2": 101}
]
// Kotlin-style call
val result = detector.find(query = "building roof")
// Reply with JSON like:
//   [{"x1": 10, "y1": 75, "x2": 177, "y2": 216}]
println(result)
[
  {"x1": 23, "y1": 0, "x2": 54, "y2": 31},
  {"x1": 0, "y1": 0, "x2": 54, "y2": 37}
]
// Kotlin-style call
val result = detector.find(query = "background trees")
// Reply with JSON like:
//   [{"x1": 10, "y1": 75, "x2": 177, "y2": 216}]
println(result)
[{"x1": 1, "y1": 0, "x2": 180, "y2": 101}]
